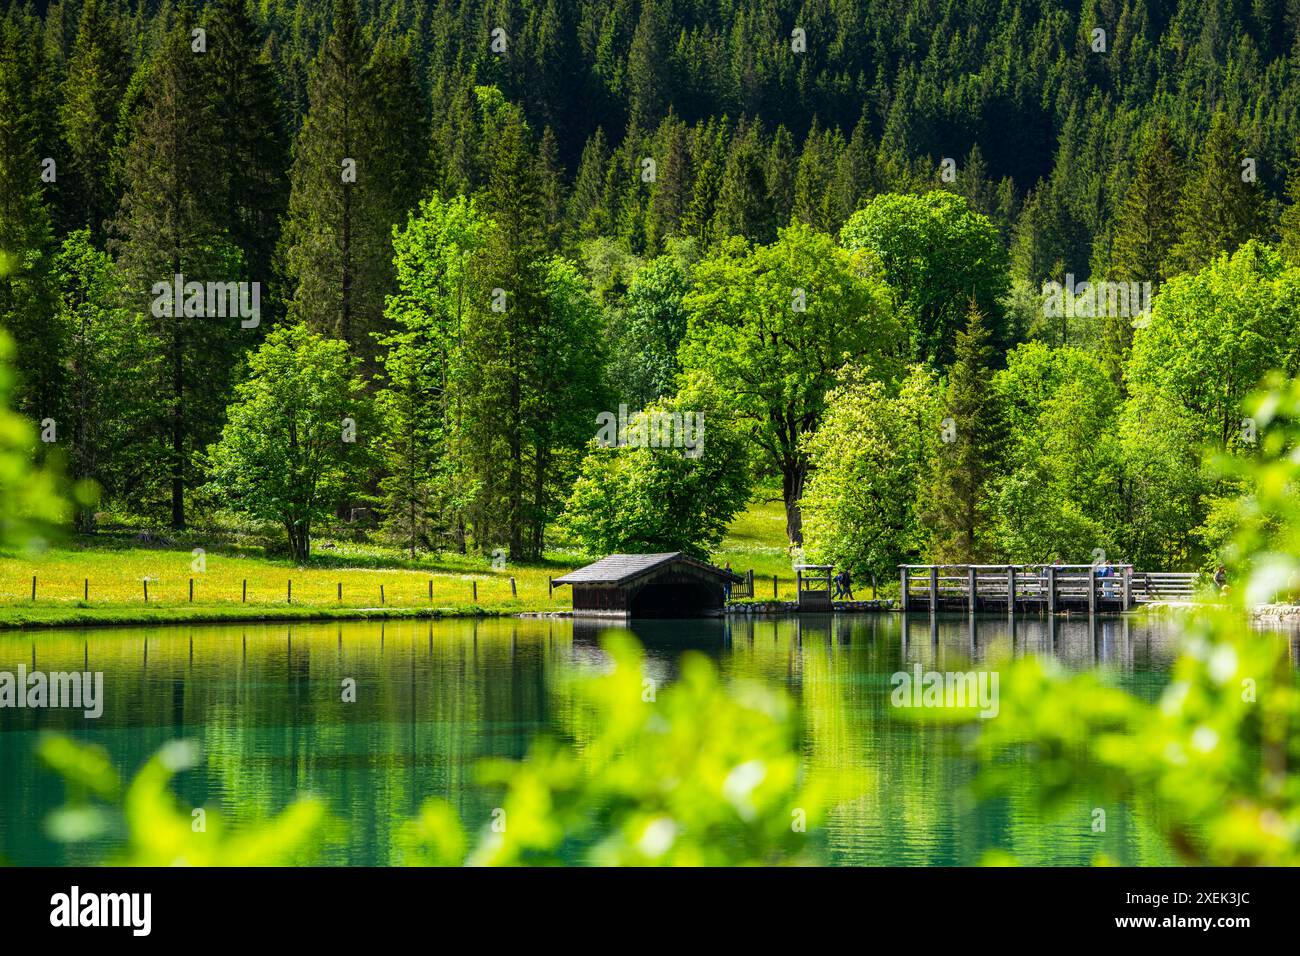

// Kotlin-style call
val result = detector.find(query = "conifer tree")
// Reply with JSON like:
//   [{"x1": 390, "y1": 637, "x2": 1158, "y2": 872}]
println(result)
[
  {"x1": 1168, "y1": 112, "x2": 1268, "y2": 276},
  {"x1": 0, "y1": 19, "x2": 61, "y2": 424},
  {"x1": 918, "y1": 306, "x2": 1004, "y2": 561},
  {"x1": 282, "y1": 0, "x2": 423, "y2": 374},
  {"x1": 58, "y1": 0, "x2": 129, "y2": 239},
  {"x1": 206, "y1": 0, "x2": 289, "y2": 301},
  {"x1": 1112, "y1": 120, "x2": 1182, "y2": 284},
  {"x1": 111, "y1": 19, "x2": 243, "y2": 529}
]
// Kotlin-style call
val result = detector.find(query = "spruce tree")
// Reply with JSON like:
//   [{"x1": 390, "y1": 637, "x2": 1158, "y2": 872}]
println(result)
[
  {"x1": 207, "y1": 0, "x2": 289, "y2": 305},
  {"x1": 111, "y1": 20, "x2": 240, "y2": 529},
  {"x1": 1168, "y1": 112, "x2": 1268, "y2": 276},
  {"x1": 1112, "y1": 120, "x2": 1182, "y2": 283},
  {"x1": 919, "y1": 305, "x2": 1004, "y2": 562},
  {"x1": 0, "y1": 19, "x2": 63, "y2": 425},
  {"x1": 58, "y1": 0, "x2": 129, "y2": 240}
]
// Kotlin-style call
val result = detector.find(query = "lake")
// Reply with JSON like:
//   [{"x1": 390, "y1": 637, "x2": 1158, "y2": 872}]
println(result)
[{"x1": 0, "y1": 612, "x2": 1274, "y2": 866}]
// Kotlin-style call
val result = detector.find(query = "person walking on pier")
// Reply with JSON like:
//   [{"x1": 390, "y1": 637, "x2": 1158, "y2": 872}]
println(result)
[{"x1": 1214, "y1": 565, "x2": 1227, "y2": 593}]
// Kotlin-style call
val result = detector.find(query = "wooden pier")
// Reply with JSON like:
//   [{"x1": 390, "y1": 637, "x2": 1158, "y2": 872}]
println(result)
[{"x1": 899, "y1": 564, "x2": 1199, "y2": 614}]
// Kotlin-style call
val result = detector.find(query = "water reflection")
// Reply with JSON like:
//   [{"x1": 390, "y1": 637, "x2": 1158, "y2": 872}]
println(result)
[{"x1": 0, "y1": 612, "x2": 1278, "y2": 866}]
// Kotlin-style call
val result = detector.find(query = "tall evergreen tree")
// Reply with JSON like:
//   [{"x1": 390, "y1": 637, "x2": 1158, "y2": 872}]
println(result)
[
  {"x1": 58, "y1": 0, "x2": 129, "y2": 240},
  {"x1": 1168, "y1": 112, "x2": 1269, "y2": 275},
  {"x1": 0, "y1": 19, "x2": 63, "y2": 425},
  {"x1": 207, "y1": 0, "x2": 289, "y2": 306},
  {"x1": 918, "y1": 306, "x2": 1004, "y2": 561},
  {"x1": 110, "y1": 20, "x2": 242, "y2": 528}
]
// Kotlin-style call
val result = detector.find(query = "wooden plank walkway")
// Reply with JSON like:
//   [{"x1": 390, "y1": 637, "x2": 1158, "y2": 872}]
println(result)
[{"x1": 899, "y1": 564, "x2": 1200, "y2": 614}]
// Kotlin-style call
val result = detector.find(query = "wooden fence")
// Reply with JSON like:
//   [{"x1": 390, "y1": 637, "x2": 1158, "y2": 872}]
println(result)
[{"x1": 899, "y1": 564, "x2": 1200, "y2": 613}]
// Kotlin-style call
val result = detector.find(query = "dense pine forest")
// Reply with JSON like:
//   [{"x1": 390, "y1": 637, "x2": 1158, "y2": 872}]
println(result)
[{"x1": 4, "y1": 0, "x2": 1300, "y2": 578}]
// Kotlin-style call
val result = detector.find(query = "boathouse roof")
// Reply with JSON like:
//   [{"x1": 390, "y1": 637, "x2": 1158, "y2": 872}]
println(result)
[{"x1": 553, "y1": 552, "x2": 742, "y2": 586}]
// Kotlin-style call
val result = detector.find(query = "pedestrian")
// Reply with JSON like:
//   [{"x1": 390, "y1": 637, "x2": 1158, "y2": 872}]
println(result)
[
  {"x1": 841, "y1": 569, "x2": 854, "y2": 601},
  {"x1": 1213, "y1": 565, "x2": 1227, "y2": 593},
  {"x1": 724, "y1": 562, "x2": 733, "y2": 601}
]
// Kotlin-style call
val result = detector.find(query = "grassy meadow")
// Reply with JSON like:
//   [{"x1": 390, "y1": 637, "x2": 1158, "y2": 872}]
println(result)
[{"x1": 0, "y1": 497, "x2": 813, "y2": 628}]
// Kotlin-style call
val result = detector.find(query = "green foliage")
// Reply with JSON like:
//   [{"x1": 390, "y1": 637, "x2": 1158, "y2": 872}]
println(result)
[
  {"x1": 917, "y1": 306, "x2": 1004, "y2": 562},
  {"x1": 559, "y1": 397, "x2": 751, "y2": 558},
  {"x1": 39, "y1": 736, "x2": 332, "y2": 865},
  {"x1": 400, "y1": 633, "x2": 836, "y2": 866},
  {"x1": 990, "y1": 343, "x2": 1123, "y2": 562},
  {"x1": 203, "y1": 323, "x2": 370, "y2": 562},
  {"x1": 841, "y1": 191, "x2": 1011, "y2": 368},
  {"x1": 968, "y1": 378, "x2": 1300, "y2": 865},
  {"x1": 801, "y1": 365, "x2": 942, "y2": 581},
  {"x1": 681, "y1": 222, "x2": 900, "y2": 544},
  {"x1": 0, "y1": 331, "x2": 69, "y2": 549},
  {"x1": 1120, "y1": 243, "x2": 1300, "y2": 566},
  {"x1": 376, "y1": 192, "x2": 493, "y2": 554}
]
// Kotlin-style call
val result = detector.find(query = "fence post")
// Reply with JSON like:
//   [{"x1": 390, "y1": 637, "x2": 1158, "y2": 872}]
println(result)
[
  {"x1": 472, "y1": 580, "x2": 477, "y2": 602},
  {"x1": 143, "y1": 579, "x2": 149, "y2": 603},
  {"x1": 380, "y1": 584, "x2": 385, "y2": 605},
  {"x1": 30, "y1": 575, "x2": 35, "y2": 601},
  {"x1": 1047, "y1": 565, "x2": 1057, "y2": 614},
  {"x1": 1088, "y1": 566, "x2": 1097, "y2": 617},
  {"x1": 189, "y1": 578, "x2": 194, "y2": 602},
  {"x1": 967, "y1": 566, "x2": 977, "y2": 613},
  {"x1": 928, "y1": 566, "x2": 938, "y2": 613},
  {"x1": 548, "y1": 576, "x2": 553, "y2": 598},
  {"x1": 338, "y1": 582, "x2": 342, "y2": 601},
  {"x1": 84, "y1": 578, "x2": 88, "y2": 602},
  {"x1": 1007, "y1": 566, "x2": 1016, "y2": 614},
  {"x1": 510, "y1": 577, "x2": 517, "y2": 597},
  {"x1": 287, "y1": 580, "x2": 292, "y2": 604},
  {"x1": 428, "y1": 579, "x2": 433, "y2": 602},
  {"x1": 242, "y1": 579, "x2": 247, "y2": 603},
  {"x1": 773, "y1": 575, "x2": 778, "y2": 599},
  {"x1": 900, "y1": 567, "x2": 910, "y2": 612},
  {"x1": 1123, "y1": 566, "x2": 1133, "y2": 610}
]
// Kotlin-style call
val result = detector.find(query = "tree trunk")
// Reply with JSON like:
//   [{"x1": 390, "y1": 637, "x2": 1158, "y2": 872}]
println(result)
[{"x1": 782, "y1": 464, "x2": 805, "y2": 545}]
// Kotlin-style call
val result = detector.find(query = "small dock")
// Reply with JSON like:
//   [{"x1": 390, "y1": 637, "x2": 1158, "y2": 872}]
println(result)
[{"x1": 899, "y1": 565, "x2": 1199, "y2": 614}]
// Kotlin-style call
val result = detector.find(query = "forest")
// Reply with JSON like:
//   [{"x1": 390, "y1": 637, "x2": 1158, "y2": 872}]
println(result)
[{"x1": 4, "y1": 0, "x2": 1300, "y2": 579}]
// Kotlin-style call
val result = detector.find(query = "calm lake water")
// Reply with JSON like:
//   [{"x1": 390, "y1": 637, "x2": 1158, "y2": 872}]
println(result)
[{"x1": 2, "y1": 612, "x2": 1289, "y2": 866}]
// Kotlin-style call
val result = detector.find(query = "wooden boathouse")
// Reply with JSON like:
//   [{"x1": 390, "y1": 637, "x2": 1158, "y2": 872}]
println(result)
[
  {"x1": 899, "y1": 564, "x2": 1200, "y2": 613},
  {"x1": 553, "y1": 552, "x2": 744, "y2": 618}
]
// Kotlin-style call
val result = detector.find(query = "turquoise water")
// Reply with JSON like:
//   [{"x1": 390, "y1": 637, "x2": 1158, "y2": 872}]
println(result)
[{"x1": 0, "y1": 613, "x2": 1229, "y2": 865}]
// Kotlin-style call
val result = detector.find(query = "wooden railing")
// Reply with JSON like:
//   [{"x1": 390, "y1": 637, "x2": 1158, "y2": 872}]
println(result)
[{"x1": 899, "y1": 564, "x2": 1200, "y2": 613}]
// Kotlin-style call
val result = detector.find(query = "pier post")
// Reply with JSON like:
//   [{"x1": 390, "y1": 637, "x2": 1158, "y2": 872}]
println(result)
[
  {"x1": 900, "y1": 567, "x2": 910, "y2": 612},
  {"x1": 967, "y1": 566, "x2": 977, "y2": 613},
  {"x1": 928, "y1": 566, "x2": 938, "y2": 613},
  {"x1": 1122, "y1": 566, "x2": 1133, "y2": 610},
  {"x1": 1047, "y1": 565, "x2": 1057, "y2": 614},
  {"x1": 1088, "y1": 566, "x2": 1096, "y2": 616},
  {"x1": 1007, "y1": 566, "x2": 1016, "y2": 614}
]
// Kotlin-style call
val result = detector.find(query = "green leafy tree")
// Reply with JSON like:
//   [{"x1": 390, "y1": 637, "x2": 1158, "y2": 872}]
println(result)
[
  {"x1": 841, "y1": 191, "x2": 1010, "y2": 368},
  {"x1": 606, "y1": 248, "x2": 693, "y2": 408},
  {"x1": 1119, "y1": 242, "x2": 1300, "y2": 567},
  {"x1": 801, "y1": 365, "x2": 943, "y2": 584},
  {"x1": 989, "y1": 343, "x2": 1123, "y2": 562},
  {"x1": 559, "y1": 398, "x2": 751, "y2": 557},
  {"x1": 376, "y1": 193, "x2": 492, "y2": 555},
  {"x1": 204, "y1": 323, "x2": 369, "y2": 563},
  {"x1": 52, "y1": 230, "x2": 140, "y2": 532},
  {"x1": 681, "y1": 222, "x2": 901, "y2": 544}
]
